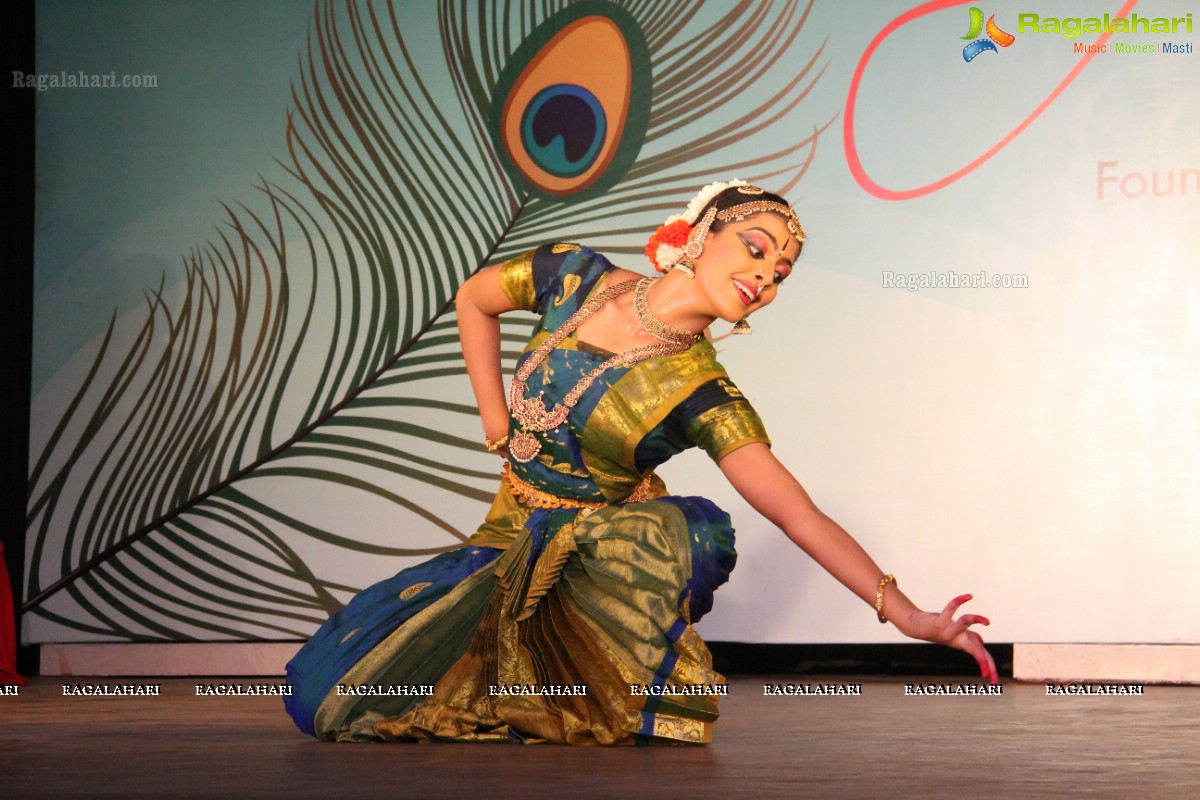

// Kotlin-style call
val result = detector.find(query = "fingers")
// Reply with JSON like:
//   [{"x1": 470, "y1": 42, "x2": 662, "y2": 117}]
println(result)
[
  {"x1": 942, "y1": 593, "x2": 973, "y2": 617},
  {"x1": 971, "y1": 648, "x2": 998, "y2": 684},
  {"x1": 970, "y1": 637, "x2": 1000, "y2": 685},
  {"x1": 942, "y1": 594, "x2": 999, "y2": 684},
  {"x1": 945, "y1": 629, "x2": 999, "y2": 685},
  {"x1": 943, "y1": 596, "x2": 990, "y2": 633},
  {"x1": 983, "y1": 654, "x2": 999, "y2": 684},
  {"x1": 923, "y1": 595, "x2": 1000, "y2": 683},
  {"x1": 948, "y1": 611, "x2": 990, "y2": 646}
]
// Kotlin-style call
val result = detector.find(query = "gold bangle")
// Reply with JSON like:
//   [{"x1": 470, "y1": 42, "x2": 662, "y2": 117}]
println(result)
[
  {"x1": 484, "y1": 435, "x2": 509, "y2": 453},
  {"x1": 875, "y1": 574, "x2": 896, "y2": 624}
]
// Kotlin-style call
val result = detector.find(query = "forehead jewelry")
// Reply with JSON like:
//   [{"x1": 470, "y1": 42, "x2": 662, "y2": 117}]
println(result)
[
  {"x1": 715, "y1": 201, "x2": 806, "y2": 243},
  {"x1": 647, "y1": 180, "x2": 806, "y2": 269}
]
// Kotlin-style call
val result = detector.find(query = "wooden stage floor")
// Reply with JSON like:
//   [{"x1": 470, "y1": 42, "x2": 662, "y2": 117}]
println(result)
[{"x1": 3, "y1": 676, "x2": 1198, "y2": 798}]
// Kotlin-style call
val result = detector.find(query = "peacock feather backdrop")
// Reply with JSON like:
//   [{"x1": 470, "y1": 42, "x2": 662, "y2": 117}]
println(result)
[{"x1": 26, "y1": 0, "x2": 831, "y2": 641}]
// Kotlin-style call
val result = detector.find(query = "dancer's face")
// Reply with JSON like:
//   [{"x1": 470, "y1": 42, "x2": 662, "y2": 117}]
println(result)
[{"x1": 692, "y1": 213, "x2": 799, "y2": 323}]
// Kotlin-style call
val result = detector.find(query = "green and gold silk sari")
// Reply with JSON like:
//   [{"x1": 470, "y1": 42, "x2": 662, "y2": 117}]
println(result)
[{"x1": 286, "y1": 244, "x2": 770, "y2": 744}]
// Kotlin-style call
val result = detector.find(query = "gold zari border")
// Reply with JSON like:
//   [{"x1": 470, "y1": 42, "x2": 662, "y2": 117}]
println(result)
[{"x1": 498, "y1": 249, "x2": 537, "y2": 311}]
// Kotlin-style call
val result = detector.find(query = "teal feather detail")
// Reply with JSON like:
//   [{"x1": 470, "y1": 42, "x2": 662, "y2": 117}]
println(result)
[{"x1": 25, "y1": 0, "x2": 832, "y2": 639}]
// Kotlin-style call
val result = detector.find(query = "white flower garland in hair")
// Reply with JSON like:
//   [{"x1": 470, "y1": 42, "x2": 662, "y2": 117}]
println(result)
[
  {"x1": 668, "y1": 178, "x2": 749, "y2": 226},
  {"x1": 647, "y1": 179, "x2": 750, "y2": 272},
  {"x1": 652, "y1": 241, "x2": 687, "y2": 270}
]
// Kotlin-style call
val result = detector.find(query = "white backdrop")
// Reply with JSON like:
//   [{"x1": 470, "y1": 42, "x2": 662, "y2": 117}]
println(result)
[{"x1": 28, "y1": 1, "x2": 1200, "y2": 646}]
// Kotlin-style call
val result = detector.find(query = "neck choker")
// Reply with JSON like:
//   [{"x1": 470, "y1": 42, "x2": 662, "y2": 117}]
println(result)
[{"x1": 634, "y1": 278, "x2": 701, "y2": 347}]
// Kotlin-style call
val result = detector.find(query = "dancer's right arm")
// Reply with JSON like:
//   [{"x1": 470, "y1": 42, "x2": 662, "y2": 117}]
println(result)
[{"x1": 456, "y1": 265, "x2": 521, "y2": 451}]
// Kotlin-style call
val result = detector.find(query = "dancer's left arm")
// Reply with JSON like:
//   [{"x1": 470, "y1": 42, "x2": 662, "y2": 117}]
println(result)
[{"x1": 718, "y1": 442, "x2": 998, "y2": 683}]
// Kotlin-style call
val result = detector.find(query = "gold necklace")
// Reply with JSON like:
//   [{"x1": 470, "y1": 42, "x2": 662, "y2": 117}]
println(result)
[
  {"x1": 633, "y1": 277, "x2": 701, "y2": 346},
  {"x1": 507, "y1": 278, "x2": 696, "y2": 463}
]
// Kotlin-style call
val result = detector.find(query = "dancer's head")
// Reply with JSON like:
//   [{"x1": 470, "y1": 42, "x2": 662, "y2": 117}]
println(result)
[
  {"x1": 645, "y1": 180, "x2": 804, "y2": 324},
  {"x1": 646, "y1": 180, "x2": 804, "y2": 273}
]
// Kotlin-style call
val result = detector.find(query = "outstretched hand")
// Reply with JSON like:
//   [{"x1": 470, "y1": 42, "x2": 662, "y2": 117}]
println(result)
[{"x1": 901, "y1": 594, "x2": 998, "y2": 684}]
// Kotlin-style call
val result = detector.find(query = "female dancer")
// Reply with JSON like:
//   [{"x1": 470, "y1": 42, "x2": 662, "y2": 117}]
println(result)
[{"x1": 285, "y1": 180, "x2": 996, "y2": 744}]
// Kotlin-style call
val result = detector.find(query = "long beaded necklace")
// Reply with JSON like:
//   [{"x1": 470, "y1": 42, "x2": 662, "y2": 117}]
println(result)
[{"x1": 507, "y1": 278, "x2": 700, "y2": 464}]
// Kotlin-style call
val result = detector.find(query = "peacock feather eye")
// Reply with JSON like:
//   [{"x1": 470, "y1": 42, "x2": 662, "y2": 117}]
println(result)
[
  {"x1": 490, "y1": 0, "x2": 650, "y2": 199},
  {"x1": 520, "y1": 84, "x2": 606, "y2": 179}
]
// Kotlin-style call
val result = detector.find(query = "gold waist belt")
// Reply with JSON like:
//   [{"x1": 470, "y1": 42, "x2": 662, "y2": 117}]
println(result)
[{"x1": 501, "y1": 463, "x2": 657, "y2": 515}]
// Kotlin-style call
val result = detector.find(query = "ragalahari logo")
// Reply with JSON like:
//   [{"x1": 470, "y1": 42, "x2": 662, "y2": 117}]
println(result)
[{"x1": 962, "y1": 7, "x2": 1016, "y2": 61}]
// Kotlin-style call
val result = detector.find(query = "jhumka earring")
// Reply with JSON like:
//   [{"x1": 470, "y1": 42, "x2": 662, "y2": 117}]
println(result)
[
  {"x1": 732, "y1": 319, "x2": 753, "y2": 335},
  {"x1": 673, "y1": 259, "x2": 696, "y2": 279}
]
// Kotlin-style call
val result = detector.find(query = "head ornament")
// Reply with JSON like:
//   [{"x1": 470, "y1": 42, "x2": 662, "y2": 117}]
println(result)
[{"x1": 646, "y1": 179, "x2": 804, "y2": 272}]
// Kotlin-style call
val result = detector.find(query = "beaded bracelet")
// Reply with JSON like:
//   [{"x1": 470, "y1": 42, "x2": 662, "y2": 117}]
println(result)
[
  {"x1": 875, "y1": 574, "x2": 896, "y2": 624},
  {"x1": 484, "y1": 435, "x2": 509, "y2": 453}
]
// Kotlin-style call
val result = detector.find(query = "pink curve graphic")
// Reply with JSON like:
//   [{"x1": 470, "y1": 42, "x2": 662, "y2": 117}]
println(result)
[{"x1": 843, "y1": 0, "x2": 1139, "y2": 201}]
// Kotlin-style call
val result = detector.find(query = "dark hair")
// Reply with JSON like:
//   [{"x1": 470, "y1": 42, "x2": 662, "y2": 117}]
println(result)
[{"x1": 702, "y1": 186, "x2": 804, "y2": 256}]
